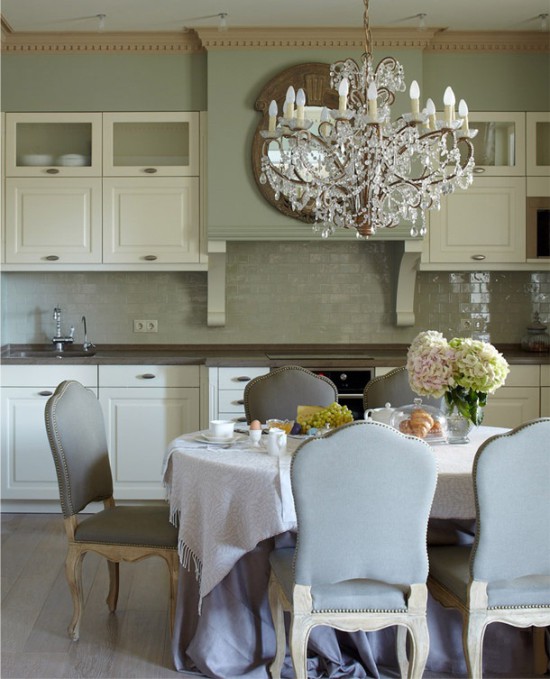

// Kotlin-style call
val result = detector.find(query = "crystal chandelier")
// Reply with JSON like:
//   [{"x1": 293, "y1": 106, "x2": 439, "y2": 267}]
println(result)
[{"x1": 259, "y1": 0, "x2": 477, "y2": 239}]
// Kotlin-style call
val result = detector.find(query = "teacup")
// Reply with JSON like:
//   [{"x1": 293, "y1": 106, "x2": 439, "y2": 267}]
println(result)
[
  {"x1": 266, "y1": 428, "x2": 287, "y2": 457},
  {"x1": 209, "y1": 420, "x2": 235, "y2": 439}
]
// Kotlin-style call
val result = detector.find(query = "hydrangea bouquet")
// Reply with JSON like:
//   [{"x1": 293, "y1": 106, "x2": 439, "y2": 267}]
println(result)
[{"x1": 406, "y1": 330, "x2": 510, "y2": 426}]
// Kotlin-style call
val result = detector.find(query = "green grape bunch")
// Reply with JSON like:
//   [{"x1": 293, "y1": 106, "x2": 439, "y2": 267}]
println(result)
[{"x1": 296, "y1": 402, "x2": 354, "y2": 434}]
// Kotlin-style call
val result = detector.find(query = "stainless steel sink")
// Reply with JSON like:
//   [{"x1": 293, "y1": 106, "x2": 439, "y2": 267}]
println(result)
[{"x1": 6, "y1": 349, "x2": 97, "y2": 359}]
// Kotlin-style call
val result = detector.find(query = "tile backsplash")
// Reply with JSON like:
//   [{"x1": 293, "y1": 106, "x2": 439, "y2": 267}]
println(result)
[{"x1": 1, "y1": 241, "x2": 548, "y2": 346}]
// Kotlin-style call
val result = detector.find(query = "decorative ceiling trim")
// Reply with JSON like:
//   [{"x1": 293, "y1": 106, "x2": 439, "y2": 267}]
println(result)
[{"x1": 1, "y1": 21, "x2": 548, "y2": 54}]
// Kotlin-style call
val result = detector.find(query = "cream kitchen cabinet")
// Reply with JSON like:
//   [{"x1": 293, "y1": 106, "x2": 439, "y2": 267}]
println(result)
[
  {"x1": 102, "y1": 177, "x2": 199, "y2": 264},
  {"x1": 208, "y1": 367, "x2": 270, "y2": 423},
  {"x1": 526, "y1": 112, "x2": 550, "y2": 177},
  {"x1": 5, "y1": 178, "x2": 103, "y2": 264},
  {"x1": 4, "y1": 112, "x2": 103, "y2": 265},
  {"x1": 466, "y1": 112, "x2": 525, "y2": 177},
  {"x1": 3, "y1": 111, "x2": 205, "y2": 270},
  {"x1": 0, "y1": 365, "x2": 98, "y2": 504},
  {"x1": 482, "y1": 365, "x2": 541, "y2": 428},
  {"x1": 98, "y1": 365, "x2": 200, "y2": 500},
  {"x1": 423, "y1": 177, "x2": 526, "y2": 267}
]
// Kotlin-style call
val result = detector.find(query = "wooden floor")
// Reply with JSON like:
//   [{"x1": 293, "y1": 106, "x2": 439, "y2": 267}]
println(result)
[{"x1": 1, "y1": 513, "x2": 196, "y2": 679}]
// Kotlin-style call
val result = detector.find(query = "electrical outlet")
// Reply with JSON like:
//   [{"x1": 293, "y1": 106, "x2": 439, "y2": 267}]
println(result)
[{"x1": 133, "y1": 320, "x2": 158, "y2": 333}]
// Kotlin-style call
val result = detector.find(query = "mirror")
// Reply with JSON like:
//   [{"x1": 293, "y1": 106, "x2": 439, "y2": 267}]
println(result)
[{"x1": 252, "y1": 62, "x2": 337, "y2": 223}]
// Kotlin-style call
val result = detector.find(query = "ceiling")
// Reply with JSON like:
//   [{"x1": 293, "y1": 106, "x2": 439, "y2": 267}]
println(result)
[{"x1": 1, "y1": 0, "x2": 549, "y2": 34}]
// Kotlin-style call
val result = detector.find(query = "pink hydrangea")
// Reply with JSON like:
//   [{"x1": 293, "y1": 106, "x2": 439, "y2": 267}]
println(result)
[{"x1": 406, "y1": 331, "x2": 455, "y2": 398}]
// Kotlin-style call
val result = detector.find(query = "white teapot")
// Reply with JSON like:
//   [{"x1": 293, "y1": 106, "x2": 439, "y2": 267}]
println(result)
[{"x1": 364, "y1": 402, "x2": 395, "y2": 426}]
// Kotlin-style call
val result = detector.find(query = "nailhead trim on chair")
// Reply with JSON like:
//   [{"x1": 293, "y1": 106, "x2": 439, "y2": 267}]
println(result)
[
  {"x1": 314, "y1": 607, "x2": 407, "y2": 613},
  {"x1": 488, "y1": 604, "x2": 550, "y2": 610}
]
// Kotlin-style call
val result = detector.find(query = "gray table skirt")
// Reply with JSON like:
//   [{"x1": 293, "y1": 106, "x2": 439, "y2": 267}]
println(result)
[{"x1": 171, "y1": 530, "x2": 546, "y2": 678}]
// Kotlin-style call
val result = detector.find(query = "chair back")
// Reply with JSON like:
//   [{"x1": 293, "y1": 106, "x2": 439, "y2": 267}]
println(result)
[
  {"x1": 363, "y1": 366, "x2": 444, "y2": 411},
  {"x1": 291, "y1": 420, "x2": 437, "y2": 587},
  {"x1": 471, "y1": 418, "x2": 550, "y2": 583},
  {"x1": 244, "y1": 366, "x2": 338, "y2": 423},
  {"x1": 45, "y1": 380, "x2": 113, "y2": 517}
]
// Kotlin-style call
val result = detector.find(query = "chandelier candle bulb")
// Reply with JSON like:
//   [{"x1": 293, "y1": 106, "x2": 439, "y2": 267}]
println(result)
[
  {"x1": 296, "y1": 88, "x2": 306, "y2": 123},
  {"x1": 409, "y1": 80, "x2": 420, "y2": 115},
  {"x1": 367, "y1": 81, "x2": 378, "y2": 120},
  {"x1": 444, "y1": 86, "x2": 456, "y2": 125},
  {"x1": 284, "y1": 86, "x2": 295, "y2": 120},
  {"x1": 338, "y1": 78, "x2": 349, "y2": 113},
  {"x1": 268, "y1": 100, "x2": 278, "y2": 132},
  {"x1": 426, "y1": 98, "x2": 436, "y2": 130},
  {"x1": 458, "y1": 99, "x2": 469, "y2": 132}
]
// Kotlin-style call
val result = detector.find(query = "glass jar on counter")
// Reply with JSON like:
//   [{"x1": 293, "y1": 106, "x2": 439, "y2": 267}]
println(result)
[{"x1": 521, "y1": 313, "x2": 550, "y2": 353}]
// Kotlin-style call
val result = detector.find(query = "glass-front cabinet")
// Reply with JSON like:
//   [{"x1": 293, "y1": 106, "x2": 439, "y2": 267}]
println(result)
[
  {"x1": 466, "y1": 112, "x2": 525, "y2": 176},
  {"x1": 5, "y1": 113, "x2": 102, "y2": 177},
  {"x1": 527, "y1": 112, "x2": 550, "y2": 176},
  {"x1": 102, "y1": 112, "x2": 199, "y2": 176}
]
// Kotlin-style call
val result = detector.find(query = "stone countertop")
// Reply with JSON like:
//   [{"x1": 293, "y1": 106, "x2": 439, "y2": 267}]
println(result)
[{"x1": 1, "y1": 343, "x2": 548, "y2": 367}]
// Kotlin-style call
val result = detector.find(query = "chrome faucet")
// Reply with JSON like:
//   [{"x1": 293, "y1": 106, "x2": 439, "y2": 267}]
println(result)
[
  {"x1": 82, "y1": 316, "x2": 95, "y2": 352},
  {"x1": 52, "y1": 307, "x2": 75, "y2": 352}
]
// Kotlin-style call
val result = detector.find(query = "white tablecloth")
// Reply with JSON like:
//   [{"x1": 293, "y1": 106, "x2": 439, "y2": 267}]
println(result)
[{"x1": 163, "y1": 425, "x2": 508, "y2": 611}]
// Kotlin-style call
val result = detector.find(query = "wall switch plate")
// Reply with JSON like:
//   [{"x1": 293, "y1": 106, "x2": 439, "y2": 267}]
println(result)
[{"x1": 134, "y1": 320, "x2": 158, "y2": 333}]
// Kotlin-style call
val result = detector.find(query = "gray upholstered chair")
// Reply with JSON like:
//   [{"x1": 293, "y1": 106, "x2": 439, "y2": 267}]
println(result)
[
  {"x1": 44, "y1": 380, "x2": 179, "y2": 641},
  {"x1": 268, "y1": 419, "x2": 438, "y2": 679},
  {"x1": 363, "y1": 366, "x2": 444, "y2": 412},
  {"x1": 243, "y1": 365, "x2": 338, "y2": 424},
  {"x1": 428, "y1": 418, "x2": 550, "y2": 678}
]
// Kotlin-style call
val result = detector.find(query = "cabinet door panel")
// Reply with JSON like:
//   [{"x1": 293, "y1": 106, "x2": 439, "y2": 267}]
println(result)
[
  {"x1": 99, "y1": 387, "x2": 199, "y2": 499},
  {"x1": 428, "y1": 178, "x2": 526, "y2": 264},
  {"x1": 482, "y1": 387, "x2": 540, "y2": 428},
  {"x1": 1, "y1": 387, "x2": 97, "y2": 500},
  {"x1": 5, "y1": 178, "x2": 102, "y2": 263},
  {"x1": 103, "y1": 178, "x2": 199, "y2": 263}
]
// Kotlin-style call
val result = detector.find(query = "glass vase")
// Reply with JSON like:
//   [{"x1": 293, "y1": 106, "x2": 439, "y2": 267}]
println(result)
[{"x1": 446, "y1": 409, "x2": 474, "y2": 444}]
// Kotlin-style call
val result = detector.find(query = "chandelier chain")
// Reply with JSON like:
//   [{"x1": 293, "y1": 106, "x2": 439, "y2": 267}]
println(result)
[{"x1": 363, "y1": 0, "x2": 372, "y2": 55}]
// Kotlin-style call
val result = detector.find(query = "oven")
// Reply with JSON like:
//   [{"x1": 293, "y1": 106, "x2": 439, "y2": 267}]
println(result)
[{"x1": 310, "y1": 369, "x2": 372, "y2": 420}]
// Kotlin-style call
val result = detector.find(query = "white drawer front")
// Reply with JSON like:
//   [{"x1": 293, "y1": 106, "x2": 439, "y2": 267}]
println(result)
[
  {"x1": 1, "y1": 365, "x2": 97, "y2": 387},
  {"x1": 218, "y1": 367, "x2": 269, "y2": 390},
  {"x1": 98, "y1": 365, "x2": 200, "y2": 388},
  {"x1": 218, "y1": 389, "x2": 247, "y2": 412}
]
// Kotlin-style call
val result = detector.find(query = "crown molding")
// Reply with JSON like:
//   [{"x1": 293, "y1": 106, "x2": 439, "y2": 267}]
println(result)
[{"x1": 1, "y1": 21, "x2": 548, "y2": 54}]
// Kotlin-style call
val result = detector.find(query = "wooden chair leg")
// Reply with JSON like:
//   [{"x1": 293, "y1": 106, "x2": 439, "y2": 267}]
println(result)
[
  {"x1": 464, "y1": 614, "x2": 486, "y2": 679},
  {"x1": 289, "y1": 614, "x2": 313, "y2": 679},
  {"x1": 396, "y1": 625, "x2": 409, "y2": 677},
  {"x1": 106, "y1": 560, "x2": 119, "y2": 613},
  {"x1": 268, "y1": 576, "x2": 286, "y2": 679},
  {"x1": 166, "y1": 552, "x2": 179, "y2": 636},
  {"x1": 408, "y1": 619, "x2": 430, "y2": 679},
  {"x1": 533, "y1": 626, "x2": 548, "y2": 675},
  {"x1": 65, "y1": 546, "x2": 85, "y2": 641}
]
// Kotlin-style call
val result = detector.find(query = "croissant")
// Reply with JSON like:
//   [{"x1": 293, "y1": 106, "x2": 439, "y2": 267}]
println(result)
[{"x1": 399, "y1": 409, "x2": 435, "y2": 439}]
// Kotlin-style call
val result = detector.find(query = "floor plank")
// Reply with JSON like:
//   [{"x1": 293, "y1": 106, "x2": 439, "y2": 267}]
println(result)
[{"x1": 1, "y1": 513, "x2": 190, "y2": 679}]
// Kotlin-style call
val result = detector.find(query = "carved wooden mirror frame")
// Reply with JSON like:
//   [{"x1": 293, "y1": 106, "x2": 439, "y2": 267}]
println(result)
[{"x1": 252, "y1": 62, "x2": 338, "y2": 223}]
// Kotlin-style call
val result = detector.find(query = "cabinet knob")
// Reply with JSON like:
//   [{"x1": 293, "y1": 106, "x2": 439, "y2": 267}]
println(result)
[
  {"x1": 471, "y1": 254, "x2": 486, "y2": 261},
  {"x1": 45, "y1": 168, "x2": 60, "y2": 174},
  {"x1": 143, "y1": 168, "x2": 158, "y2": 174},
  {"x1": 473, "y1": 167, "x2": 486, "y2": 174},
  {"x1": 38, "y1": 391, "x2": 53, "y2": 397},
  {"x1": 143, "y1": 255, "x2": 158, "y2": 261},
  {"x1": 140, "y1": 373, "x2": 156, "y2": 379},
  {"x1": 236, "y1": 399, "x2": 245, "y2": 405},
  {"x1": 44, "y1": 255, "x2": 60, "y2": 261},
  {"x1": 235, "y1": 376, "x2": 252, "y2": 382}
]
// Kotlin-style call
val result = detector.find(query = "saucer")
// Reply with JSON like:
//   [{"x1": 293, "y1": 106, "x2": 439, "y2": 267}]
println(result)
[{"x1": 197, "y1": 433, "x2": 240, "y2": 445}]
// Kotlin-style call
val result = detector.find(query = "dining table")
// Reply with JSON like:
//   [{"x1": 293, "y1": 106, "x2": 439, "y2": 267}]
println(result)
[{"x1": 162, "y1": 423, "x2": 543, "y2": 678}]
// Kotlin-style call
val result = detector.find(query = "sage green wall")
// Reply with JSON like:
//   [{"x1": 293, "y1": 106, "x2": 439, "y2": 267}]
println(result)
[
  {"x1": 1, "y1": 46, "x2": 549, "y2": 347},
  {"x1": 1, "y1": 53, "x2": 207, "y2": 111}
]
